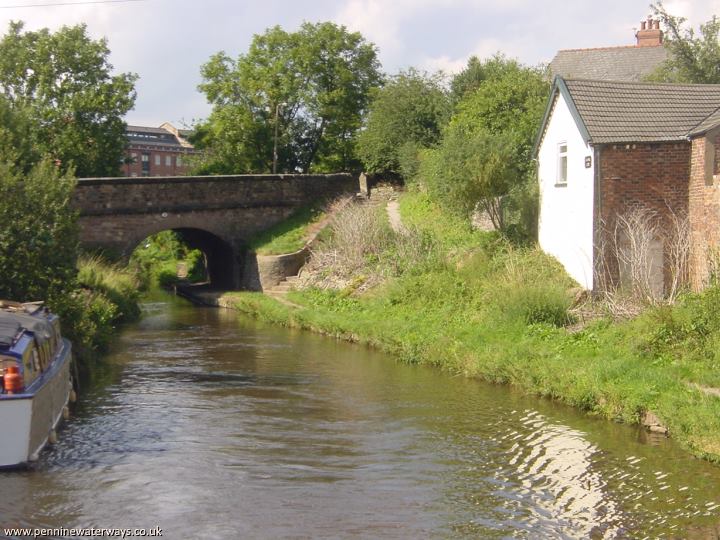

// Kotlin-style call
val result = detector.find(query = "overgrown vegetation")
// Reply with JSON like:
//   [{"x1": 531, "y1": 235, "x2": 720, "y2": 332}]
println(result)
[
  {"x1": 130, "y1": 230, "x2": 206, "y2": 288},
  {"x1": 219, "y1": 190, "x2": 720, "y2": 462},
  {"x1": 0, "y1": 160, "x2": 143, "y2": 369}
]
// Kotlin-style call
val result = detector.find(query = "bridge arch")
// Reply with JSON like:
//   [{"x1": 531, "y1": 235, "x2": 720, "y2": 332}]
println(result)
[
  {"x1": 72, "y1": 173, "x2": 360, "y2": 290},
  {"x1": 131, "y1": 227, "x2": 236, "y2": 289}
]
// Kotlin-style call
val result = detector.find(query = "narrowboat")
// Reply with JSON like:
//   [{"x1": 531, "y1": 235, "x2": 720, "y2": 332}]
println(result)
[{"x1": 0, "y1": 301, "x2": 74, "y2": 469}]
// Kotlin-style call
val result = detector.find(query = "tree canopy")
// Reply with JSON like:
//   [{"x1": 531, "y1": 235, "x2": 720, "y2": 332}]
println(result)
[
  {"x1": 0, "y1": 160, "x2": 78, "y2": 302},
  {"x1": 649, "y1": 3, "x2": 720, "y2": 83},
  {"x1": 420, "y1": 58, "x2": 549, "y2": 240},
  {"x1": 0, "y1": 21, "x2": 137, "y2": 177},
  {"x1": 356, "y1": 69, "x2": 450, "y2": 177},
  {"x1": 194, "y1": 22, "x2": 382, "y2": 174},
  {"x1": 449, "y1": 61, "x2": 549, "y2": 180}
]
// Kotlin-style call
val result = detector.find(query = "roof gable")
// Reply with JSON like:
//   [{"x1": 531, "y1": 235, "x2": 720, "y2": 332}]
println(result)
[{"x1": 533, "y1": 77, "x2": 591, "y2": 157}]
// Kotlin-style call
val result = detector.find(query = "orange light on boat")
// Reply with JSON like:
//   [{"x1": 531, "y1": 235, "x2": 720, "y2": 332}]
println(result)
[{"x1": 3, "y1": 365, "x2": 23, "y2": 394}]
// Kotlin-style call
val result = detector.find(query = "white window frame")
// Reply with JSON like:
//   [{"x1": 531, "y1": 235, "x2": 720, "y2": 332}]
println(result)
[
  {"x1": 165, "y1": 155, "x2": 172, "y2": 166},
  {"x1": 557, "y1": 142, "x2": 568, "y2": 186},
  {"x1": 154, "y1": 154, "x2": 161, "y2": 166}
]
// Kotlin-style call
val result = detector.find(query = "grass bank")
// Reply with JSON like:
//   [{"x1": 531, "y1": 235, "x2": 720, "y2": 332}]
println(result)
[
  {"x1": 210, "y1": 190, "x2": 720, "y2": 463},
  {"x1": 246, "y1": 205, "x2": 325, "y2": 255},
  {"x1": 58, "y1": 256, "x2": 142, "y2": 373}
]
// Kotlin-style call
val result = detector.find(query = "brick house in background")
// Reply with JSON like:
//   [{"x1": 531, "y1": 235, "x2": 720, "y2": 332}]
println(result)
[
  {"x1": 124, "y1": 122, "x2": 199, "y2": 177},
  {"x1": 550, "y1": 15, "x2": 668, "y2": 81},
  {"x1": 535, "y1": 77, "x2": 720, "y2": 293}
]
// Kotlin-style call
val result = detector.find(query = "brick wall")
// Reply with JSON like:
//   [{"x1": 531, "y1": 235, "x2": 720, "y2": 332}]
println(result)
[
  {"x1": 689, "y1": 132, "x2": 720, "y2": 289},
  {"x1": 123, "y1": 147, "x2": 193, "y2": 177},
  {"x1": 598, "y1": 142, "x2": 691, "y2": 290}
]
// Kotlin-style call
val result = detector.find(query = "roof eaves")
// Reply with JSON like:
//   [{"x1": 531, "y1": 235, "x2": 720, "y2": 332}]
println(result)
[
  {"x1": 533, "y1": 76, "x2": 592, "y2": 158},
  {"x1": 687, "y1": 106, "x2": 720, "y2": 138}
]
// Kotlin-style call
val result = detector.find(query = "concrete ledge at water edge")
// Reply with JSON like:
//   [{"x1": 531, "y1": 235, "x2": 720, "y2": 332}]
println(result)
[{"x1": 241, "y1": 247, "x2": 310, "y2": 291}]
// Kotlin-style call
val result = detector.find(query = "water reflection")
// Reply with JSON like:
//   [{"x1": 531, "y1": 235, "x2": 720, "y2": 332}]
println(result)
[{"x1": 0, "y1": 295, "x2": 719, "y2": 538}]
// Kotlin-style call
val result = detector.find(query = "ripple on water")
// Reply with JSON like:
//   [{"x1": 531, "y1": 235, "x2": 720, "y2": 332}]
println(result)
[{"x1": 2, "y1": 298, "x2": 720, "y2": 538}]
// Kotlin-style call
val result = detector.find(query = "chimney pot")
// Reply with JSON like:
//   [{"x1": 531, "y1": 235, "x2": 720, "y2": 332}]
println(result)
[{"x1": 636, "y1": 15, "x2": 663, "y2": 46}]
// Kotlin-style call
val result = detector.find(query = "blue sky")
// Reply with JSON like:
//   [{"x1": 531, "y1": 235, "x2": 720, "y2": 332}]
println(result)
[{"x1": 0, "y1": 0, "x2": 717, "y2": 127}]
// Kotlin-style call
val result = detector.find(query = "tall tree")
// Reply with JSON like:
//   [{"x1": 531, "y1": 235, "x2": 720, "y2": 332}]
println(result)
[
  {"x1": 0, "y1": 22, "x2": 137, "y2": 177},
  {"x1": 649, "y1": 3, "x2": 720, "y2": 83},
  {"x1": 195, "y1": 22, "x2": 382, "y2": 174},
  {"x1": 357, "y1": 69, "x2": 450, "y2": 177},
  {"x1": 421, "y1": 59, "x2": 549, "y2": 240}
]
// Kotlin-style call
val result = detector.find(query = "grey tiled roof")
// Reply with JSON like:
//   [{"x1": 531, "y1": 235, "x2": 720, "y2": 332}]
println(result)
[
  {"x1": 564, "y1": 79, "x2": 720, "y2": 143},
  {"x1": 126, "y1": 125, "x2": 172, "y2": 135},
  {"x1": 550, "y1": 46, "x2": 669, "y2": 82},
  {"x1": 688, "y1": 107, "x2": 720, "y2": 137}
]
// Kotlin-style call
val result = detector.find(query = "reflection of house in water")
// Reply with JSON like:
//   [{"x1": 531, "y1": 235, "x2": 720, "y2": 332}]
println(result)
[
  {"x1": 499, "y1": 409, "x2": 620, "y2": 536},
  {"x1": 124, "y1": 122, "x2": 199, "y2": 177}
]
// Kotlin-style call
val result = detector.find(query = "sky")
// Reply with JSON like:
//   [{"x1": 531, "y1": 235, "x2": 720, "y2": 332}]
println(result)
[{"x1": 0, "y1": 0, "x2": 718, "y2": 127}]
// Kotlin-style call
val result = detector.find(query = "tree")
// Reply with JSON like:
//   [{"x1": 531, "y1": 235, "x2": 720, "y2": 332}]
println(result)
[
  {"x1": 195, "y1": 22, "x2": 382, "y2": 174},
  {"x1": 422, "y1": 128, "x2": 518, "y2": 229},
  {"x1": 649, "y1": 3, "x2": 720, "y2": 83},
  {"x1": 449, "y1": 61, "x2": 549, "y2": 179},
  {"x1": 0, "y1": 160, "x2": 78, "y2": 303},
  {"x1": 420, "y1": 58, "x2": 549, "y2": 240},
  {"x1": 450, "y1": 54, "x2": 532, "y2": 106},
  {"x1": 0, "y1": 95, "x2": 40, "y2": 172},
  {"x1": 356, "y1": 69, "x2": 450, "y2": 177},
  {"x1": 0, "y1": 22, "x2": 137, "y2": 177}
]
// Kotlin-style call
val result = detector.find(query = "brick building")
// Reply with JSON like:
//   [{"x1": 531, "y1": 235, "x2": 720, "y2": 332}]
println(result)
[
  {"x1": 124, "y1": 122, "x2": 198, "y2": 177},
  {"x1": 535, "y1": 77, "x2": 720, "y2": 293}
]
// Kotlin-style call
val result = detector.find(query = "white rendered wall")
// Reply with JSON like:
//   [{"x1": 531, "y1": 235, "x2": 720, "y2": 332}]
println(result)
[{"x1": 538, "y1": 94, "x2": 595, "y2": 290}]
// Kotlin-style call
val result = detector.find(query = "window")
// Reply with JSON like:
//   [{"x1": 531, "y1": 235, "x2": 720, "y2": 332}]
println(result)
[
  {"x1": 141, "y1": 154, "x2": 149, "y2": 162},
  {"x1": 155, "y1": 154, "x2": 161, "y2": 166},
  {"x1": 557, "y1": 142, "x2": 568, "y2": 186},
  {"x1": 176, "y1": 155, "x2": 183, "y2": 167},
  {"x1": 166, "y1": 155, "x2": 172, "y2": 166}
]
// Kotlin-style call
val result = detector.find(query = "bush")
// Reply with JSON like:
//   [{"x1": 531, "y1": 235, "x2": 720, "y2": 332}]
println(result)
[
  {"x1": 77, "y1": 255, "x2": 141, "y2": 321},
  {"x1": 0, "y1": 160, "x2": 78, "y2": 304}
]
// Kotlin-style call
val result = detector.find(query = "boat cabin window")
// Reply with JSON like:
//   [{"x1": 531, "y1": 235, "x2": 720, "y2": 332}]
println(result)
[
  {"x1": 0, "y1": 355, "x2": 16, "y2": 372},
  {"x1": 22, "y1": 346, "x2": 38, "y2": 386},
  {"x1": 36, "y1": 338, "x2": 51, "y2": 371}
]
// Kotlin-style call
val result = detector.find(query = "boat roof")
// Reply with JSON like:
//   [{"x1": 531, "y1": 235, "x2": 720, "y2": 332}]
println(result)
[{"x1": 0, "y1": 309, "x2": 54, "y2": 349}]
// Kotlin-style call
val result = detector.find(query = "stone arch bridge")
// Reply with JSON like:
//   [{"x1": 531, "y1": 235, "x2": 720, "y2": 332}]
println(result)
[{"x1": 72, "y1": 173, "x2": 360, "y2": 289}]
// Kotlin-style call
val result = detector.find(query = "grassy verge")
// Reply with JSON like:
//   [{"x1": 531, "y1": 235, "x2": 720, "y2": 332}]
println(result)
[
  {"x1": 57, "y1": 256, "x2": 142, "y2": 373},
  {"x1": 246, "y1": 205, "x2": 325, "y2": 255},
  {"x1": 212, "y1": 190, "x2": 720, "y2": 463}
]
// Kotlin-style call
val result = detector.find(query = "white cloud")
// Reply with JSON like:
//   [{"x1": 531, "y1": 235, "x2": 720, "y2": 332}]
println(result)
[{"x1": 0, "y1": 0, "x2": 717, "y2": 125}]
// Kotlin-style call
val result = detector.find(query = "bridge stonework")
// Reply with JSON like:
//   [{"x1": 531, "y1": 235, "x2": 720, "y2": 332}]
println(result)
[{"x1": 72, "y1": 173, "x2": 359, "y2": 288}]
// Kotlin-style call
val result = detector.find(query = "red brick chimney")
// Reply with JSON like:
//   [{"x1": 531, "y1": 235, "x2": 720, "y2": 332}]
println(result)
[{"x1": 636, "y1": 15, "x2": 663, "y2": 47}]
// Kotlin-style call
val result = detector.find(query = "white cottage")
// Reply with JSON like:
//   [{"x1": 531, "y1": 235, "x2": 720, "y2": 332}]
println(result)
[{"x1": 535, "y1": 77, "x2": 720, "y2": 292}]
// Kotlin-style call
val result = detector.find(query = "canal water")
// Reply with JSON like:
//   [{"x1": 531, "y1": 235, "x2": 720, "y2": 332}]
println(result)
[{"x1": 2, "y1": 294, "x2": 720, "y2": 539}]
